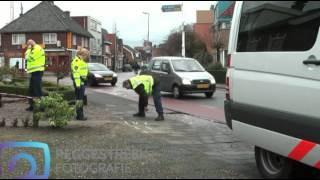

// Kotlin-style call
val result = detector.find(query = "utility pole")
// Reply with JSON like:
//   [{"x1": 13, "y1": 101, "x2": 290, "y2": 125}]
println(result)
[
  {"x1": 181, "y1": 2, "x2": 185, "y2": 57},
  {"x1": 143, "y1": 12, "x2": 150, "y2": 63},
  {"x1": 113, "y1": 23, "x2": 117, "y2": 71}
]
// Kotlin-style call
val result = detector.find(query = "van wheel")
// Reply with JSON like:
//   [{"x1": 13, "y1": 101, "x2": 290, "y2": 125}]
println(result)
[
  {"x1": 255, "y1": 146, "x2": 294, "y2": 179},
  {"x1": 173, "y1": 85, "x2": 182, "y2": 99},
  {"x1": 205, "y1": 92, "x2": 214, "y2": 98}
]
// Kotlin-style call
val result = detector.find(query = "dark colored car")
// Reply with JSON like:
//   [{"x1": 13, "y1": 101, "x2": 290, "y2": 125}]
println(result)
[
  {"x1": 87, "y1": 63, "x2": 118, "y2": 86},
  {"x1": 144, "y1": 57, "x2": 216, "y2": 99}
]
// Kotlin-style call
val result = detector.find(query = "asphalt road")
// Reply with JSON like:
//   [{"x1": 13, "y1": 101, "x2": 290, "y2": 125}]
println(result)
[{"x1": 88, "y1": 72, "x2": 226, "y2": 123}]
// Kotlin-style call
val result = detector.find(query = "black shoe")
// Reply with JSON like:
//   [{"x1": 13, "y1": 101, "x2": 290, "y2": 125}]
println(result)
[
  {"x1": 77, "y1": 117, "x2": 87, "y2": 121},
  {"x1": 26, "y1": 107, "x2": 34, "y2": 112},
  {"x1": 133, "y1": 112, "x2": 145, "y2": 118},
  {"x1": 155, "y1": 115, "x2": 165, "y2": 121}
]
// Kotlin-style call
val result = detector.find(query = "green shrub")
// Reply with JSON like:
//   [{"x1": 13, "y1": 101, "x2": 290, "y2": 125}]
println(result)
[
  {"x1": 207, "y1": 62, "x2": 226, "y2": 71},
  {"x1": 208, "y1": 70, "x2": 227, "y2": 84},
  {"x1": 35, "y1": 93, "x2": 76, "y2": 128}
]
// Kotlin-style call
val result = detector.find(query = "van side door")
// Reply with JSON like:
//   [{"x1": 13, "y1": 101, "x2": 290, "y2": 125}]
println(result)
[{"x1": 232, "y1": 1, "x2": 320, "y2": 144}]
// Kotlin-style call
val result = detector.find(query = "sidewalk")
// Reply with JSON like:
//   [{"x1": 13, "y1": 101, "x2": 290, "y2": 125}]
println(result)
[{"x1": 0, "y1": 90, "x2": 258, "y2": 179}]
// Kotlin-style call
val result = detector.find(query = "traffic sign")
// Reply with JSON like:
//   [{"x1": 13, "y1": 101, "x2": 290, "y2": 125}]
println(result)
[{"x1": 161, "y1": 4, "x2": 182, "y2": 12}]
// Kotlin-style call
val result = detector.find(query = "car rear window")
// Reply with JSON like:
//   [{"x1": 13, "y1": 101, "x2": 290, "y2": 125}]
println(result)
[{"x1": 237, "y1": 1, "x2": 320, "y2": 52}]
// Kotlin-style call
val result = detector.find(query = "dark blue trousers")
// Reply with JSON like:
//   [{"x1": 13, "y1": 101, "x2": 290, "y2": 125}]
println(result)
[
  {"x1": 74, "y1": 82, "x2": 86, "y2": 120},
  {"x1": 152, "y1": 82, "x2": 164, "y2": 116},
  {"x1": 28, "y1": 71, "x2": 43, "y2": 108}
]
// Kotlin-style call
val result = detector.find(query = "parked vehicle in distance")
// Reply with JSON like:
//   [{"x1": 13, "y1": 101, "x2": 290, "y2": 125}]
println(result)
[
  {"x1": 123, "y1": 64, "x2": 133, "y2": 72},
  {"x1": 87, "y1": 63, "x2": 117, "y2": 86},
  {"x1": 225, "y1": 1, "x2": 320, "y2": 179},
  {"x1": 142, "y1": 57, "x2": 216, "y2": 99}
]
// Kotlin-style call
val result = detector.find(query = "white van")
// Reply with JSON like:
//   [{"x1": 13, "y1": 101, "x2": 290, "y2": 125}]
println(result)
[{"x1": 225, "y1": 1, "x2": 320, "y2": 178}]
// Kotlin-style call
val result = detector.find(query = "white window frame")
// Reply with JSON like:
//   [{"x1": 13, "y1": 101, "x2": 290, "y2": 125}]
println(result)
[
  {"x1": 43, "y1": 33, "x2": 57, "y2": 45},
  {"x1": 12, "y1": 34, "x2": 26, "y2": 45},
  {"x1": 81, "y1": 37, "x2": 89, "y2": 48},
  {"x1": 73, "y1": 34, "x2": 77, "y2": 46}
]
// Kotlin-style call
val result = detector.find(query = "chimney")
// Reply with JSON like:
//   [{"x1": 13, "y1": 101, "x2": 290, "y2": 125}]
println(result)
[
  {"x1": 20, "y1": 2, "x2": 23, "y2": 17},
  {"x1": 64, "y1": 11, "x2": 70, "y2": 18},
  {"x1": 47, "y1": 1, "x2": 54, "y2": 5}
]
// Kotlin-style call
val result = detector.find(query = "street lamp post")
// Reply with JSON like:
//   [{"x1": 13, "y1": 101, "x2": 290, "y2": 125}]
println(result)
[
  {"x1": 143, "y1": 12, "x2": 150, "y2": 44},
  {"x1": 143, "y1": 12, "x2": 150, "y2": 63}
]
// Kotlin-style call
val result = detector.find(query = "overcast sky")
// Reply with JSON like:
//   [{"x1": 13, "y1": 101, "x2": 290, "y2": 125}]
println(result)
[{"x1": 0, "y1": 1, "x2": 215, "y2": 47}]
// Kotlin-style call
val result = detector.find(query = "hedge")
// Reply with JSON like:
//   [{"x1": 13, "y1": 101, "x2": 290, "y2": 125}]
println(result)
[
  {"x1": 0, "y1": 82, "x2": 75, "y2": 101},
  {"x1": 207, "y1": 70, "x2": 227, "y2": 84}
]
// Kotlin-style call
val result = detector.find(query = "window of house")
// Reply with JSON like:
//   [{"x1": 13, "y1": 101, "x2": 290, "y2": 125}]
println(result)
[
  {"x1": 90, "y1": 21, "x2": 97, "y2": 31},
  {"x1": 85, "y1": 38, "x2": 89, "y2": 48},
  {"x1": 0, "y1": 34, "x2": 1, "y2": 46},
  {"x1": 43, "y1": 33, "x2": 57, "y2": 45},
  {"x1": 82, "y1": 37, "x2": 89, "y2": 48},
  {"x1": 73, "y1": 35, "x2": 77, "y2": 46},
  {"x1": 12, "y1": 34, "x2": 26, "y2": 45},
  {"x1": 237, "y1": 1, "x2": 320, "y2": 52}
]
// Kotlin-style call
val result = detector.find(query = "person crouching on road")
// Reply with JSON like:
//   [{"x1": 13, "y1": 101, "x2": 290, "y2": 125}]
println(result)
[
  {"x1": 123, "y1": 75, "x2": 165, "y2": 121},
  {"x1": 71, "y1": 48, "x2": 89, "y2": 121},
  {"x1": 25, "y1": 39, "x2": 46, "y2": 111}
]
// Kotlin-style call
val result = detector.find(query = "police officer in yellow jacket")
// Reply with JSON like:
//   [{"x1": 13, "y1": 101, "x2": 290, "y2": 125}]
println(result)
[
  {"x1": 123, "y1": 75, "x2": 164, "y2": 121},
  {"x1": 71, "y1": 48, "x2": 89, "y2": 121},
  {"x1": 25, "y1": 39, "x2": 46, "y2": 111}
]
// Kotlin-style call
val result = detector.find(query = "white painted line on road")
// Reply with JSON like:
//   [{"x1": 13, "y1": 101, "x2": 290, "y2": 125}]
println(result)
[{"x1": 145, "y1": 126, "x2": 153, "y2": 131}]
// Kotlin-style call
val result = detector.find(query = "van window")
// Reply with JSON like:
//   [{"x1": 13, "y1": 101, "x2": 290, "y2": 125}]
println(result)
[
  {"x1": 237, "y1": 1, "x2": 320, "y2": 52},
  {"x1": 152, "y1": 60, "x2": 161, "y2": 71}
]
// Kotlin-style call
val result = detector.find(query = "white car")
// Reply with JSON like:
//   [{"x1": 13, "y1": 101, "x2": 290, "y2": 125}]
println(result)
[
  {"x1": 145, "y1": 57, "x2": 216, "y2": 99},
  {"x1": 225, "y1": 1, "x2": 320, "y2": 179}
]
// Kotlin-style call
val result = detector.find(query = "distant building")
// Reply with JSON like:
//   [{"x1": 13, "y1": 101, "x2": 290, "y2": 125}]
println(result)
[
  {"x1": 106, "y1": 34, "x2": 123, "y2": 71},
  {"x1": 72, "y1": 16, "x2": 103, "y2": 63},
  {"x1": 123, "y1": 45, "x2": 138, "y2": 65},
  {"x1": 102, "y1": 28, "x2": 112, "y2": 68},
  {"x1": 194, "y1": 10, "x2": 214, "y2": 54},
  {"x1": 0, "y1": 1, "x2": 92, "y2": 72},
  {"x1": 213, "y1": 1, "x2": 235, "y2": 66}
]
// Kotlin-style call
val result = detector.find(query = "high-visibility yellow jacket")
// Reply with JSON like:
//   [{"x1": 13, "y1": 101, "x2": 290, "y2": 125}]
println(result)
[
  {"x1": 71, "y1": 56, "x2": 88, "y2": 88},
  {"x1": 25, "y1": 44, "x2": 46, "y2": 74},
  {"x1": 129, "y1": 75, "x2": 154, "y2": 95}
]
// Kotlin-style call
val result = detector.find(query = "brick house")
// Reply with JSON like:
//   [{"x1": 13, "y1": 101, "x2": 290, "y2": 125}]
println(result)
[
  {"x1": 71, "y1": 16, "x2": 103, "y2": 63},
  {"x1": 213, "y1": 1, "x2": 235, "y2": 65},
  {"x1": 0, "y1": 1, "x2": 92, "y2": 73},
  {"x1": 194, "y1": 10, "x2": 214, "y2": 54},
  {"x1": 102, "y1": 28, "x2": 113, "y2": 68},
  {"x1": 106, "y1": 34, "x2": 124, "y2": 71}
]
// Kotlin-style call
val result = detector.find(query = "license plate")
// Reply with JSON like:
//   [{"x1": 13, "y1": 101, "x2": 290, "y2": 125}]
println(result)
[
  {"x1": 105, "y1": 77, "x2": 112, "y2": 81},
  {"x1": 197, "y1": 84, "x2": 209, "y2": 89}
]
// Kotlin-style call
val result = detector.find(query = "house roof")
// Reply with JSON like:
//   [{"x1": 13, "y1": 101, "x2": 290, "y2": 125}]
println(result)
[
  {"x1": 123, "y1": 45, "x2": 138, "y2": 53},
  {"x1": 0, "y1": 1, "x2": 92, "y2": 37}
]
